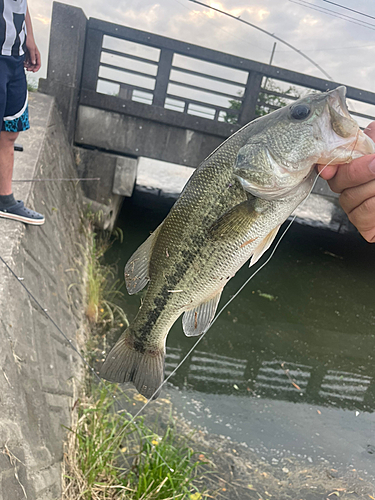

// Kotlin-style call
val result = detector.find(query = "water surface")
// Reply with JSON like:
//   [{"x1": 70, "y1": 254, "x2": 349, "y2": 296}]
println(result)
[{"x1": 105, "y1": 197, "x2": 375, "y2": 484}]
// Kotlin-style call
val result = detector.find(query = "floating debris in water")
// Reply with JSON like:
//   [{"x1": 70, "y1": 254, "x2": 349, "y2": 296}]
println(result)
[
  {"x1": 257, "y1": 290, "x2": 277, "y2": 301},
  {"x1": 323, "y1": 250, "x2": 344, "y2": 260}
]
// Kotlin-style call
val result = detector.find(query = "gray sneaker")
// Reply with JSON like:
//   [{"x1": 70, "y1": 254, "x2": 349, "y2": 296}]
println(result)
[{"x1": 0, "y1": 200, "x2": 45, "y2": 225}]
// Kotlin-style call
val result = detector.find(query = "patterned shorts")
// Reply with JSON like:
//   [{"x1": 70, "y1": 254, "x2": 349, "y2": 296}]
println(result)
[{"x1": 0, "y1": 55, "x2": 30, "y2": 133}]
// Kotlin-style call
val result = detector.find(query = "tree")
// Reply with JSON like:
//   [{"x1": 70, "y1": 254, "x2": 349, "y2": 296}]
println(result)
[{"x1": 224, "y1": 80, "x2": 301, "y2": 124}]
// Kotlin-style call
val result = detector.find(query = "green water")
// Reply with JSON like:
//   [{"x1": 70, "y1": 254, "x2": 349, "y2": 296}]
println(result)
[{"x1": 105, "y1": 197, "x2": 375, "y2": 481}]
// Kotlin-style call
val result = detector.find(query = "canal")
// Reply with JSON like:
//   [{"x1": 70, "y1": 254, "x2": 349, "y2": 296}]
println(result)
[{"x1": 105, "y1": 195, "x2": 375, "y2": 490}]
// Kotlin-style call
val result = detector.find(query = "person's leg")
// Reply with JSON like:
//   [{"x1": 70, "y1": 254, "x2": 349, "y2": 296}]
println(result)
[
  {"x1": 0, "y1": 130, "x2": 19, "y2": 196},
  {"x1": 0, "y1": 56, "x2": 44, "y2": 225},
  {"x1": 0, "y1": 58, "x2": 10, "y2": 204},
  {"x1": 0, "y1": 127, "x2": 44, "y2": 224}
]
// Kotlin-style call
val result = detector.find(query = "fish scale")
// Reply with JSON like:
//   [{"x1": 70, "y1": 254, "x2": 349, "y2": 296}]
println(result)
[{"x1": 101, "y1": 86, "x2": 375, "y2": 399}]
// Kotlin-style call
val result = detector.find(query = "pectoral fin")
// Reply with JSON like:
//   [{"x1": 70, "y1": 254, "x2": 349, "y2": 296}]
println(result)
[
  {"x1": 208, "y1": 199, "x2": 280, "y2": 268},
  {"x1": 208, "y1": 198, "x2": 260, "y2": 240},
  {"x1": 182, "y1": 289, "x2": 223, "y2": 337},
  {"x1": 125, "y1": 224, "x2": 162, "y2": 295},
  {"x1": 249, "y1": 225, "x2": 280, "y2": 267}
]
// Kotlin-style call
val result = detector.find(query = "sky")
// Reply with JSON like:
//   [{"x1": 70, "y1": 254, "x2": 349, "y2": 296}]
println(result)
[{"x1": 27, "y1": 0, "x2": 375, "y2": 113}]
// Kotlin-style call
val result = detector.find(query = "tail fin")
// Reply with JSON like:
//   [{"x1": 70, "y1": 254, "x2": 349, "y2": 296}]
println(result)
[{"x1": 100, "y1": 332, "x2": 165, "y2": 400}]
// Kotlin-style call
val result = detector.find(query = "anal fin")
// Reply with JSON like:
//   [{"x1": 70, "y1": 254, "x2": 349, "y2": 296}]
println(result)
[
  {"x1": 182, "y1": 289, "x2": 223, "y2": 337},
  {"x1": 249, "y1": 225, "x2": 280, "y2": 267}
]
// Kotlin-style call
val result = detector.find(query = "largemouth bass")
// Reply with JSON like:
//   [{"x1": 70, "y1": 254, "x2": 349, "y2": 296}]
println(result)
[{"x1": 101, "y1": 86, "x2": 374, "y2": 399}]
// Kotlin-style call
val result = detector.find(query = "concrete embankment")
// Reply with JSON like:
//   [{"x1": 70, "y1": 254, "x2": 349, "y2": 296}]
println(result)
[{"x1": 0, "y1": 93, "x2": 86, "y2": 500}]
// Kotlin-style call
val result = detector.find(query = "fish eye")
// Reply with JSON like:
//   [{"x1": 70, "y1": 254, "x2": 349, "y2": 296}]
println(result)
[{"x1": 290, "y1": 104, "x2": 311, "y2": 120}]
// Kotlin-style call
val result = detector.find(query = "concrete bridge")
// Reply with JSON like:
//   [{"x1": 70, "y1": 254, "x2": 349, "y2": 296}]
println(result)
[
  {"x1": 39, "y1": 2, "x2": 375, "y2": 232},
  {"x1": 1, "y1": 5, "x2": 374, "y2": 498}
]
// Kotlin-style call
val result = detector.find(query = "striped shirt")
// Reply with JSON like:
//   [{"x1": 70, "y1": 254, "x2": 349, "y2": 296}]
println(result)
[{"x1": 0, "y1": 0, "x2": 27, "y2": 56}]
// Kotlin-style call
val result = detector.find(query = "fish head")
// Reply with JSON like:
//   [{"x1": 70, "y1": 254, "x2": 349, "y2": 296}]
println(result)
[{"x1": 234, "y1": 86, "x2": 375, "y2": 199}]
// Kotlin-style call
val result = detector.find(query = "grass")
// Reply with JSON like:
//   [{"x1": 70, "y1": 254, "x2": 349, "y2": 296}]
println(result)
[
  {"x1": 64, "y1": 215, "x2": 375, "y2": 500},
  {"x1": 27, "y1": 76, "x2": 38, "y2": 92},
  {"x1": 63, "y1": 217, "x2": 211, "y2": 499},
  {"x1": 78, "y1": 210, "x2": 128, "y2": 329},
  {"x1": 85, "y1": 229, "x2": 128, "y2": 328},
  {"x1": 62, "y1": 383, "x2": 211, "y2": 500}
]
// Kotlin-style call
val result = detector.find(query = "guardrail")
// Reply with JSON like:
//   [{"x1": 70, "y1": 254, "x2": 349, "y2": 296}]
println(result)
[{"x1": 81, "y1": 17, "x2": 375, "y2": 128}]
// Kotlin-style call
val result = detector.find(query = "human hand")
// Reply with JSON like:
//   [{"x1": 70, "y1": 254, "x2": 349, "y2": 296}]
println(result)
[
  {"x1": 317, "y1": 122, "x2": 375, "y2": 243},
  {"x1": 24, "y1": 39, "x2": 41, "y2": 72}
]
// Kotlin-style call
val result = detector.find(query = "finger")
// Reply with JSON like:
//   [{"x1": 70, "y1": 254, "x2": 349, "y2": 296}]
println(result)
[
  {"x1": 360, "y1": 228, "x2": 375, "y2": 243},
  {"x1": 317, "y1": 164, "x2": 339, "y2": 180},
  {"x1": 346, "y1": 197, "x2": 375, "y2": 243},
  {"x1": 34, "y1": 52, "x2": 41, "y2": 72},
  {"x1": 29, "y1": 48, "x2": 36, "y2": 66},
  {"x1": 340, "y1": 179, "x2": 375, "y2": 214},
  {"x1": 318, "y1": 121, "x2": 375, "y2": 182},
  {"x1": 327, "y1": 154, "x2": 375, "y2": 193},
  {"x1": 364, "y1": 121, "x2": 375, "y2": 140}
]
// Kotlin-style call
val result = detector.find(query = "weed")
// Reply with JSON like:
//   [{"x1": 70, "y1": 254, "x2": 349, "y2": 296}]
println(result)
[
  {"x1": 81, "y1": 211, "x2": 127, "y2": 328},
  {"x1": 62, "y1": 383, "x2": 210, "y2": 500},
  {"x1": 63, "y1": 215, "x2": 210, "y2": 499},
  {"x1": 27, "y1": 77, "x2": 38, "y2": 92}
]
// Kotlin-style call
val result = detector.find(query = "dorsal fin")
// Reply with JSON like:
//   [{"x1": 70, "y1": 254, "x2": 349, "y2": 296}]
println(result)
[
  {"x1": 182, "y1": 289, "x2": 223, "y2": 337},
  {"x1": 125, "y1": 225, "x2": 162, "y2": 295},
  {"x1": 249, "y1": 225, "x2": 280, "y2": 267}
]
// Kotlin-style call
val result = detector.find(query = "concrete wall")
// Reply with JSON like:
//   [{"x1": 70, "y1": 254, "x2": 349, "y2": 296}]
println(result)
[
  {"x1": 0, "y1": 93, "x2": 86, "y2": 499},
  {"x1": 38, "y1": 2, "x2": 87, "y2": 144},
  {"x1": 73, "y1": 146, "x2": 137, "y2": 231},
  {"x1": 75, "y1": 104, "x2": 229, "y2": 169}
]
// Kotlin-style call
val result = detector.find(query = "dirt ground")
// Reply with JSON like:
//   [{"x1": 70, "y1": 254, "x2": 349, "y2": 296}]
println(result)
[{"x1": 126, "y1": 388, "x2": 375, "y2": 500}]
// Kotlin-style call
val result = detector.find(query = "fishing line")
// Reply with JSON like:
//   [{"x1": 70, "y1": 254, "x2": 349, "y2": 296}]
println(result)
[
  {"x1": 12, "y1": 178, "x2": 101, "y2": 183},
  {"x1": 0, "y1": 136, "x2": 362, "y2": 473},
  {"x1": 119, "y1": 144, "x2": 356, "y2": 425},
  {"x1": 0, "y1": 255, "x2": 175, "y2": 472}
]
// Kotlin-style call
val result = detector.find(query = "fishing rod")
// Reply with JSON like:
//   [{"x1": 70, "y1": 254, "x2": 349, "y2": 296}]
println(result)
[{"x1": 188, "y1": 0, "x2": 334, "y2": 81}]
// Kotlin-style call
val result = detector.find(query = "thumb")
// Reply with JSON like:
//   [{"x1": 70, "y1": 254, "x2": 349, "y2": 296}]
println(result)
[{"x1": 317, "y1": 164, "x2": 339, "y2": 180}]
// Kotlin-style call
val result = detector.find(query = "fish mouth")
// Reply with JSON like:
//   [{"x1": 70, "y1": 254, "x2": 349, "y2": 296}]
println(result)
[
  {"x1": 327, "y1": 86, "x2": 358, "y2": 140},
  {"x1": 328, "y1": 86, "x2": 352, "y2": 121},
  {"x1": 317, "y1": 86, "x2": 375, "y2": 163}
]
